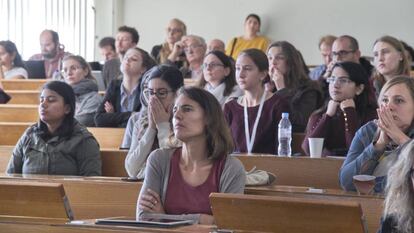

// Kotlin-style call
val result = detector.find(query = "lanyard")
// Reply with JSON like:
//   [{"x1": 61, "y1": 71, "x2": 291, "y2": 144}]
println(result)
[{"x1": 244, "y1": 91, "x2": 267, "y2": 154}]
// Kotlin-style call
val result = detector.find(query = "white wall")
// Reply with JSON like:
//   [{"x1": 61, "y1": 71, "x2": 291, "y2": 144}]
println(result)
[{"x1": 96, "y1": 0, "x2": 413, "y2": 65}]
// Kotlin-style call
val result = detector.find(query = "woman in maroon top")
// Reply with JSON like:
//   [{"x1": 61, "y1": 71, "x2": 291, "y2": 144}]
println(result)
[
  {"x1": 302, "y1": 61, "x2": 377, "y2": 156},
  {"x1": 137, "y1": 87, "x2": 245, "y2": 224},
  {"x1": 224, "y1": 48, "x2": 289, "y2": 155}
]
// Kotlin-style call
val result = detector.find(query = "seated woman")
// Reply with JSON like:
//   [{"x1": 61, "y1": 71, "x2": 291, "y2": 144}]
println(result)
[
  {"x1": 0, "y1": 40, "x2": 28, "y2": 79},
  {"x1": 125, "y1": 65, "x2": 184, "y2": 178},
  {"x1": 340, "y1": 76, "x2": 414, "y2": 193},
  {"x1": 302, "y1": 62, "x2": 377, "y2": 157},
  {"x1": 95, "y1": 47, "x2": 156, "y2": 127},
  {"x1": 224, "y1": 49, "x2": 289, "y2": 154},
  {"x1": 137, "y1": 87, "x2": 245, "y2": 224},
  {"x1": 198, "y1": 50, "x2": 243, "y2": 107},
  {"x1": 378, "y1": 140, "x2": 414, "y2": 233},
  {"x1": 226, "y1": 14, "x2": 270, "y2": 60},
  {"x1": 6, "y1": 81, "x2": 101, "y2": 176},
  {"x1": 151, "y1": 18, "x2": 187, "y2": 67},
  {"x1": 267, "y1": 41, "x2": 323, "y2": 132},
  {"x1": 167, "y1": 35, "x2": 206, "y2": 80},
  {"x1": 62, "y1": 55, "x2": 102, "y2": 126},
  {"x1": 372, "y1": 35, "x2": 411, "y2": 98}
]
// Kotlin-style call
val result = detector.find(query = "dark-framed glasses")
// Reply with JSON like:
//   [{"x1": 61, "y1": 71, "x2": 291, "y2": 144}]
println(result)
[
  {"x1": 143, "y1": 88, "x2": 173, "y2": 100},
  {"x1": 326, "y1": 76, "x2": 354, "y2": 86}
]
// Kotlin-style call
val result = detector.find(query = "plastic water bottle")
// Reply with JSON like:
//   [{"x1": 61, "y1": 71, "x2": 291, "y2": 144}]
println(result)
[{"x1": 278, "y1": 112, "x2": 292, "y2": 157}]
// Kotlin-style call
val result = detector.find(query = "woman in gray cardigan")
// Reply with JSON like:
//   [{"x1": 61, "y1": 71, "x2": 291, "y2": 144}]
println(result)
[{"x1": 137, "y1": 87, "x2": 245, "y2": 224}]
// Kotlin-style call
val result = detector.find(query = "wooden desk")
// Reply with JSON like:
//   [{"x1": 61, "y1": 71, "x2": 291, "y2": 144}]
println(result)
[
  {"x1": 6, "y1": 90, "x2": 40, "y2": 104},
  {"x1": 0, "y1": 79, "x2": 47, "y2": 90},
  {"x1": 0, "y1": 174, "x2": 141, "y2": 220},
  {"x1": 0, "y1": 104, "x2": 38, "y2": 122},
  {"x1": 235, "y1": 154, "x2": 344, "y2": 189},
  {"x1": 245, "y1": 185, "x2": 383, "y2": 233}
]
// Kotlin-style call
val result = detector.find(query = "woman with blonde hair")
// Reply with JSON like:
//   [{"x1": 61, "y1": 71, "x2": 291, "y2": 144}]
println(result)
[
  {"x1": 379, "y1": 139, "x2": 414, "y2": 233},
  {"x1": 151, "y1": 18, "x2": 187, "y2": 66},
  {"x1": 372, "y1": 35, "x2": 411, "y2": 98}
]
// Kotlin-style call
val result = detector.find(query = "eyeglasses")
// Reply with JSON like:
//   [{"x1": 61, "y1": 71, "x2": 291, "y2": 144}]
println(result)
[
  {"x1": 202, "y1": 63, "x2": 224, "y2": 70},
  {"x1": 326, "y1": 76, "x2": 354, "y2": 86},
  {"x1": 61, "y1": 65, "x2": 83, "y2": 75},
  {"x1": 184, "y1": 44, "x2": 202, "y2": 52},
  {"x1": 331, "y1": 50, "x2": 355, "y2": 58},
  {"x1": 143, "y1": 88, "x2": 173, "y2": 100}
]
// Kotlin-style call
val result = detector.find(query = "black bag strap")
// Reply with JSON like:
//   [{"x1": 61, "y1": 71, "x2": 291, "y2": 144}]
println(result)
[{"x1": 229, "y1": 37, "x2": 238, "y2": 57}]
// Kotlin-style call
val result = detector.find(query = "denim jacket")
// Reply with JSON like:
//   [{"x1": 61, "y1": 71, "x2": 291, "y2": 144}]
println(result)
[
  {"x1": 339, "y1": 120, "x2": 414, "y2": 193},
  {"x1": 7, "y1": 121, "x2": 102, "y2": 176}
]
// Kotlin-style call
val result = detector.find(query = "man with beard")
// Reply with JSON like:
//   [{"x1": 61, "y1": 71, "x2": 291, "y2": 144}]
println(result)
[{"x1": 29, "y1": 30, "x2": 71, "y2": 79}]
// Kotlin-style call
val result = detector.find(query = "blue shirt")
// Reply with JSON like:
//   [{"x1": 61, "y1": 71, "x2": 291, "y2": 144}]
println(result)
[
  {"x1": 308, "y1": 64, "x2": 326, "y2": 81},
  {"x1": 120, "y1": 82, "x2": 139, "y2": 113}
]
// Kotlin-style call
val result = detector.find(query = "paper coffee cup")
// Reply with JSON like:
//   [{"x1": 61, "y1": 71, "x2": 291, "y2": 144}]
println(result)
[{"x1": 308, "y1": 138, "x2": 324, "y2": 158}]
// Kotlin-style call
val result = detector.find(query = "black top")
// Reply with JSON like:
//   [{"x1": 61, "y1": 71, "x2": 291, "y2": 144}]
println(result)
[{"x1": 378, "y1": 215, "x2": 400, "y2": 233}]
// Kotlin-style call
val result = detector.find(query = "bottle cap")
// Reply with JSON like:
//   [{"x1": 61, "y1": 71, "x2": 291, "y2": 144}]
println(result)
[{"x1": 282, "y1": 112, "x2": 289, "y2": 118}]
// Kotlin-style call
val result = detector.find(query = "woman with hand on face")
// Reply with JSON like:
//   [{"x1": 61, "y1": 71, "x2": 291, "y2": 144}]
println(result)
[
  {"x1": 302, "y1": 62, "x2": 377, "y2": 157},
  {"x1": 372, "y1": 36, "x2": 411, "y2": 98},
  {"x1": 224, "y1": 49, "x2": 289, "y2": 155},
  {"x1": 151, "y1": 18, "x2": 187, "y2": 66},
  {"x1": 226, "y1": 14, "x2": 270, "y2": 60},
  {"x1": 137, "y1": 87, "x2": 245, "y2": 224},
  {"x1": 340, "y1": 76, "x2": 414, "y2": 193},
  {"x1": 95, "y1": 47, "x2": 156, "y2": 127},
  {"x1": 267, "y1": 41, "x2": 323, "y2": 132},
  {"x1": 0, "y1": 40, "x2": 28, "y2": 80},
  {"x1": 6, "y1": 81, "x2": 101, "y2": 176},
  {"x1": 125, "y1": 65, "x2": 183, "y2": 178},
  {"x1": 198, "y1": 50, "x2": 243, "y2": 107},
  {"x1": 62, "y1": 55, "x2": 102, "y2": 127}
]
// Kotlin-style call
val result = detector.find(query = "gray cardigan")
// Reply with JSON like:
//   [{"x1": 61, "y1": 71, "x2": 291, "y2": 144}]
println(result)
[{"x1": 137, "y1": 148, "x2": 246, "y2": 223}]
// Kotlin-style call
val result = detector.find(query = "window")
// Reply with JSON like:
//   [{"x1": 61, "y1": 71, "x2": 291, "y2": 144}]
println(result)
[{"x1": 0, "y1": 0, "x2": 95, "y2": 61}]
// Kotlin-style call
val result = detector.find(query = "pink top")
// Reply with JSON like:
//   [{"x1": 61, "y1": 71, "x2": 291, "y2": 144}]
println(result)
[{"x1": 164, "y1": 148, "x2": 226, "y2": 215}]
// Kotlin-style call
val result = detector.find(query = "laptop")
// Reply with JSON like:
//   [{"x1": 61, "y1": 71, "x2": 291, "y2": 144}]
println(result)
[
  {"x1": 88, "y1": 61, "x2": 102, "y2": 71},
  {"x1": 24, "y1": 60, "x2": 46, "y2": 79},
  {"x1": 95, "y1": 216, "x2": 194, "y2": 228},
  {"x1": 210, "y1": 193, "x2": 367, "y2": 233}
]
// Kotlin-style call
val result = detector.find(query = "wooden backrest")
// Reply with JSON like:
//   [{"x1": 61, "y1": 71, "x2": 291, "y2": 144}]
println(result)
[
  {"x1": 0, "y1": 146, "x2": 13, "y2": 172},
  {"x1": 0, "y1": 180, "x2": 72, "y2": 223},
  {"x1": 87, "y1": 127, "x2": 125, "y2": 149},
  {"x1": 210, "y1": 192, "x2": 366, "y2": 233},
  {"x1": 292, "y1": 132, "x2": 306, "y2": 155},
  {"x1": 0, "y1": 104, "x2": 38, "y2": 122},
  {"x1": 0, "y1": 122, "x2": 31, "y2": 145},
  {"x1": 0, "y1": 79, "x2": 47, "y2": 91},
  {"x1": 235, "y1": 154, "x2": 344, "y2": 189},
  {"x1": 101, "y1": 149, "x2": 128, "y2": 177},
  {"x1": 245, "y1": 186, "x2": 383, "y2": 233},
  {"x1": 6, "y1": 90, "x2": 40, "y2": 104}
]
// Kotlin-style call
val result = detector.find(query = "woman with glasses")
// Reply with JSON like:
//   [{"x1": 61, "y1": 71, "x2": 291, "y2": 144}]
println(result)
[
  {"x1": 151, "y1": 18, "x2": 187, "y2": 66},
  {"x1": 224, "y1": 49, "x2": 289, "y2": 155},
  {"x1": 7, "y1": 81, "x2": 101, "y2": 176},
  {"x1": 340, "y1": 76, "x2": 414, "y2": 193},
  {"x1": 267, "y1": 41, "x2": 323, "y2": 132},
  {"x1": 372, "y1": 35, "x2": 411, "y2": 98},
  {"x1": 61, "y1": 55, "x2": 102, "y2": 126},
  {"x1": 225, "y1": 14, "x2": 270, "y2": 60},
  {"x1": 137, "y1": 87, "x2": 245, "y2": 224},
  {"x1": 198, "y1": 50, "x2": 242, "y2": 107},
  {"x1": 0, "y1": 40, "x2": 28, "y2": 79},
  {"x1": 125, "y1": 65, "x2": 183, "y2": 178},
  {"x1": 378, "y1": 140, "x2": 414, "y2": 233},
  {"x1": 302, "y1": 62, "x2": 377, "y2": 157},
  {"x1": 95, "y1": 48, "x2": 156, "y2": 127}
]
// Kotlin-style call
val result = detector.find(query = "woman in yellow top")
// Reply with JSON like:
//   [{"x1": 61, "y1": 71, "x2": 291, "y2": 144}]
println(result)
[{"x1": 226, "y1": 14, "x2": 270, "y2": 60}]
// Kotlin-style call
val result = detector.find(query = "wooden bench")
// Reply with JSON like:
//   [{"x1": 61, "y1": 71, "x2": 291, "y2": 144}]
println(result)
[
  {"x1": 210, "y1": 192, "x2": 366, "y2": 233},
  {"x1": 235, "y1": 154, "x2": 344, "y2": 189},
  {"x1": 0, "y1": 181, "x2": 72, "y2": 223},
  {"x1": 0, "y1": 123, "x2": 125, "y2": 150},
  {"x1": 245, "y1": 185, "x2": 383, "y2": 233},
  {"x1": 0, "y1": 104, "x2": 38, "y2": 122},
  {"x1": 0, "y1": 79, "x2": 47, "y2": 91},
  {"x1": 6, "y1": 90, "x2": 40, "y2": 104}
]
